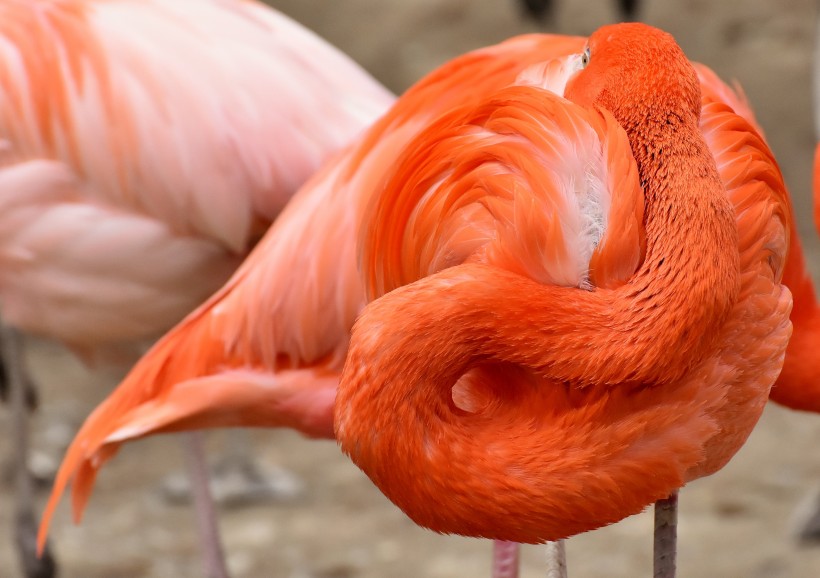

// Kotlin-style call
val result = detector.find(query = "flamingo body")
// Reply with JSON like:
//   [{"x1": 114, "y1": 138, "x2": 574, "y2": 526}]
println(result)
[
  {"x1": 336, "y1": 24, "x2": 792, "y2": 543},
  {"x1": 40, "y1": 28, "x2": 793, "y2": 549},
  {"x1": 0, "y1": 0, "x2": 392, "y2": 353}
]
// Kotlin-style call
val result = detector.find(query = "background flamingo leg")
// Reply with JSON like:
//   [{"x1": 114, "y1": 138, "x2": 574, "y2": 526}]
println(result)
[
  {"x1": 162, "y1": 429, "x2": 302, "y2": 508},
  {"x1": 181, "y1": 431, "x2": 231, "y2": 578},
  {"x1": 2, "y1": 324, "x2": 56, "y2": 578},
  {"x1": 518, "y1": 0, "x2": 640, "y2": 22},
  {"x1": 492, "y1": 540, "x2": 520, "y2": 578}
]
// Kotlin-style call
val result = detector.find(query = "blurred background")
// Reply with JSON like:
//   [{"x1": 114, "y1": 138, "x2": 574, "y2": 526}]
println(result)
[{"x1": 2, "y1": 0, "x2": 820, "y2": 576}]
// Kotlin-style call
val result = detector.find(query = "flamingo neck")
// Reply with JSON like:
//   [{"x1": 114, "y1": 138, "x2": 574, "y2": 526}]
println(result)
[{"x1": 615, "y1": 116, "x2": 741, "y2": 380}]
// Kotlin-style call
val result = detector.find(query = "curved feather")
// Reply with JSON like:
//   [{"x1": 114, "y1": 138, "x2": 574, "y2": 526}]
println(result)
[
  {"x1": 767, "y1": 141, "x2": 820, "y2": 410},
  {"x1": 694, "y1": 64, "x2": 820, "y2": 414}
]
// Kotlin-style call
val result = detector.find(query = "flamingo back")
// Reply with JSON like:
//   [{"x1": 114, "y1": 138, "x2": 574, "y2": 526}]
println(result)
[{"x1": 361, "y1": 85, "x2": 644, "y2": 300}]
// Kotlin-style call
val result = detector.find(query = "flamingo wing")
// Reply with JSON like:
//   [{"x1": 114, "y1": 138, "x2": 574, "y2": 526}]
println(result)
[
  {"x1": 694, "y1": 64, "x2": 820, "y2": 413},
  {"x1": 688, "y1": 69, "x2": 793, "y2": 475}
]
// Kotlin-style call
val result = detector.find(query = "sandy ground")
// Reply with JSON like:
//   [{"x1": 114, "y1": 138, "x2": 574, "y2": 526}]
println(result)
[{"x1": 3, "y1": 0, "x2": 820, "y2": 576}]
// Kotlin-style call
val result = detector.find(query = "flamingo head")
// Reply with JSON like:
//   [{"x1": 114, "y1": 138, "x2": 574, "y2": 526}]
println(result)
[{"x1": 564, "y1": 23, "x2": 702, "y2": 131}]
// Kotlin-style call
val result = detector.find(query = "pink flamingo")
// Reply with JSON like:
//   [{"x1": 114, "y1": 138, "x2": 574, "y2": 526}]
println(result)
[{"x1": 0, "y1": 0, "x2": 393, "y2": 576}]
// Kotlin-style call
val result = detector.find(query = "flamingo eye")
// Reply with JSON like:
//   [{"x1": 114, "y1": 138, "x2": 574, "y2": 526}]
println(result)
[{"x1": 581, "y1": 46, "x2": 590, "y2": 68}]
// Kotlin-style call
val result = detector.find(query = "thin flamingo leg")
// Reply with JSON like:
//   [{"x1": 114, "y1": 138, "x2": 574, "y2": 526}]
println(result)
[
  {"x1": 212, "y1": 429, "x2": 302, "y2": 506},
  {"x1": 163, "y1": 429, "x2": 301, "y2": 507},
  {"x1": 653, "y1": 491, "x2": 678, "y2": 578},
  {"x1": 545, "y1": 540, "x2": 567, "y2": 578},
  {"x1": 2, "y1": 324, "x2": 56, "y2": 578},
  {"x1": 181, "y1": 432, "x2": 231, "y2": 578},
  {"x1": 492, "y1": 540, "x2": 520, "y2": 578},
  {"x1": 617, "y1": 0, "x2": 640, "y2": 20}
]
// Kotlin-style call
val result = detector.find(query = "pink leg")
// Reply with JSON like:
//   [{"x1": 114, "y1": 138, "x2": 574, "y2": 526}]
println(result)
[
  {"x1": 181, "y1": 431, "x2": 231, "y2": 578},
  {"x1": 492, "y1": 540, "x2": 519, "y2": 578}
]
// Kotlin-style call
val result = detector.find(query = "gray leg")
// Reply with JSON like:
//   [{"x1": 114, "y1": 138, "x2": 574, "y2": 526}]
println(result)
[
  {"x1": 653, "y1": 492, "x2": 678, "y2": 578},
  {"x1": 164, "y1": 429, "x2": 301, "y2": 508},
  {"x1": 617, "y1": 0, "x2": 640, "y2": 20},
  {"x1": 2, "y1": 324, "x2": 56, "y2": 578},
  {"x1": 545, "y1": 540, "x2": 567, "y2": 578}
]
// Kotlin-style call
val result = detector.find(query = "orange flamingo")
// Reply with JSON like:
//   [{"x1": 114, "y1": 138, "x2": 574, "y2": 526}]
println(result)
[
  {"x1": 335, "y1": 22, "x2": 793, "y2": 574},
  {"x1": 39, "y1": 24, "x2": 791, "y2": 577},
  {"x1": 0, "y1": 0, "x2": 392, "y2": 576}
]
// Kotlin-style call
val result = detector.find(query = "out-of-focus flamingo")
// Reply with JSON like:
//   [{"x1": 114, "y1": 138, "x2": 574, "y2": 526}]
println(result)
[
  {"x1": 747, "y1": 13, "x2": 820, "y2": 542},
  {"x1": 39, "y1": 23, "x2": 791, "y2": 578},
  {"x1": 0, "y1": 0, "x2": 393, "y2": 576},
  {"x1": 771, "y1": 143, "x2": 820, "y2": 541},
  {"x1": 769, "y1": 150, "x2": 820, "y2": 414},
  {"x1": 518, "y1": 0, "x2": 639, "y2": 22}
]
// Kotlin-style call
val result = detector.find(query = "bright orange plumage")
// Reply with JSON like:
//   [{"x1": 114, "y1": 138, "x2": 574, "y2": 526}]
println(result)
[
  {"x1": 766, "y1": 143, "x2": 820, "y2": 411},
  {"x1": 336, "y1": 23, "x2": 792, "y2": 542},
  {"x1": 41, "y1": 26, "x2": 793, "y2": 550}
]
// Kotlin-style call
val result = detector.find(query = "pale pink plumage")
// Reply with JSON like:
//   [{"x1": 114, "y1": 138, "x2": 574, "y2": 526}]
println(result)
[
  {"x1": 0, "y1": 1, "x2": 393, "y2": 573},
  {"x1": 0, "y1": 0, "x2": 394, "y2": 356}
]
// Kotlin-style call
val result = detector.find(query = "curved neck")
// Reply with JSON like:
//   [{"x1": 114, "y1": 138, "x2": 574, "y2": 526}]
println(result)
[{"x1": 606, "y1": 121, "x2": 740, "y2": 383}]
